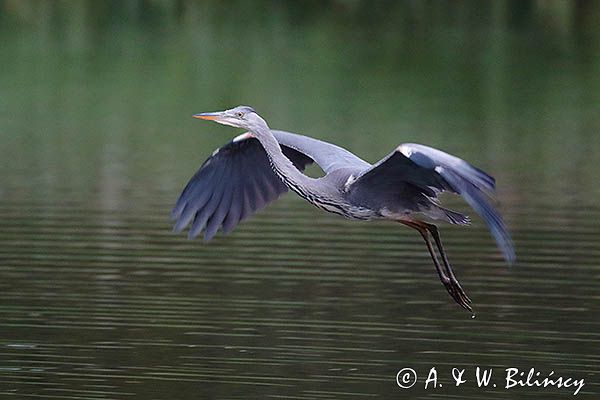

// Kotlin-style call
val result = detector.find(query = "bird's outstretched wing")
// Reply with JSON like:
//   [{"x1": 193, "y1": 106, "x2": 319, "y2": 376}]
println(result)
[
  {"x1": 348, "y1": 143, "x2": 515, "y2": 264},
  {"x1": 271, "y1": 130, "x2": 370, "y2": 173},
  {"x1": 172, "y1": 135, "x2": 313, "y2": 241}
]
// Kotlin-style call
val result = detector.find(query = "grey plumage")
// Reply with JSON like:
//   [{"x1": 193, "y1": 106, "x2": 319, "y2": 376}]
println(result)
[
  {"x1": 173, "y1": 106, "x2": 516, "y2": 312},
  {"x1": 172, "y1": 135, "x2": 313, "y2": 241}
]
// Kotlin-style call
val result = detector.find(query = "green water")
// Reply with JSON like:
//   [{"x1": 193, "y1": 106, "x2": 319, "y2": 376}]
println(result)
[{"x1": 1, "y1": 2, "x2": 599, "y2": 399}]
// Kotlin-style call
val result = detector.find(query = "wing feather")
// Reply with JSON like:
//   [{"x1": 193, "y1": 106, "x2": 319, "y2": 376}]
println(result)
[
  {"x1": 172, "y1": 156, "x2": 218, "y2": 220},
  {"x1": 172, "y1": 136, "x2": 313, "y2": 241},
  {"x1": 204, "y1": 181, "x2": 233, "y2": 242},
  {"x1": 439, "y1": 167, "x2": 515, "y2": 264},
  {"x1": 272, "y1": 130, "x2": 370, "y2": 173},
  {"x1": 172, "y1": 169, "x2": 216, "y2": 231},
  {"x1": 189, "y1": 165, "x2": 230, "y2": 240},
  {"x1": 348, "y1": 143, "x2": 515, "y2": 264},
  {"x1": 221, "y1": 189, "x2": 242, "y2": 234},
  {"x1": 400, "y1": 143, "x2": 495, "y2": 193},
  {"x1": 238, "y1": 188, "x2": 254, "y2": 222}
]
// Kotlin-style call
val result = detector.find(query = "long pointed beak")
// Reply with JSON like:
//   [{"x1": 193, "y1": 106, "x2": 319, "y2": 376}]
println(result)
[{"x1": 193, "y1": 112, "x2": 222, "y2": 121}]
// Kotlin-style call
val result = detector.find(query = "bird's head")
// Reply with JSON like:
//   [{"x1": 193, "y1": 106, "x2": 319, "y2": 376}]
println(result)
[{"x1": 193, "y1": 105, "x2": 266, "y2": 131}]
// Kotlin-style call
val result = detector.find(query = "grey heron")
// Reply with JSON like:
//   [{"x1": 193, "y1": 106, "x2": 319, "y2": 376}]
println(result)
[{"x1": 172, "y1": 105, "x2": 515, "y2": 312}]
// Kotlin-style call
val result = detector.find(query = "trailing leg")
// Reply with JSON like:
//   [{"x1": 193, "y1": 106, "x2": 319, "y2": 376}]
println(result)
[
  {"x1": 400, "y1": 220, "x2": 472, "y2": 312},
  {"x1": 426, "y1": 223, "x2": 472, "y2": 306}
]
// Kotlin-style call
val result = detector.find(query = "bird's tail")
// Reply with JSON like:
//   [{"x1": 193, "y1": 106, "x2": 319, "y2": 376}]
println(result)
[
  {"x1": 441, "y1": 206, "x2": 471, "y2": 225},
  {"x1": 424, "y1": 202, "x2": 471, "y2": 226}
]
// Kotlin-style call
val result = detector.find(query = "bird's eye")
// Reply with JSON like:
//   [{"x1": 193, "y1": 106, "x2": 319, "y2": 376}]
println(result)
[{"x1": 236, "y1": 112, "x2": 244, "y2": 118}]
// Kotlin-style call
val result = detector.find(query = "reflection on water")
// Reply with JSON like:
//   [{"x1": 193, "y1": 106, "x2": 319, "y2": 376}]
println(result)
[{"x1": 1, "y1": 2, "x2": 599, "y2": 399}]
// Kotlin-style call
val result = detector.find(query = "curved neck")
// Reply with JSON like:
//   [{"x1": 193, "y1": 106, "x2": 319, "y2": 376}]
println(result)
[{"x1": 250, "y1": 120, "x2": 321, "y2": 196}]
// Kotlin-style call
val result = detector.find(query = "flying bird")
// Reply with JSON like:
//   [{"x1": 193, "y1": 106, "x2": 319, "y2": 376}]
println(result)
[{"x1": 172, "y1": 106, "x2": 515, "y2": 311}]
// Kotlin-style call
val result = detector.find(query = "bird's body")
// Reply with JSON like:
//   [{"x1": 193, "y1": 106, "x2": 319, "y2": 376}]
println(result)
[{"x1": 173, "y1": 106, "x2": 515, "y2": 312}]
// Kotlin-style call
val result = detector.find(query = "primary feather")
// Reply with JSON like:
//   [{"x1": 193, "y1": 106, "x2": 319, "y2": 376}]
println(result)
[{"x1": 172, "y1": 134, "x2": 313, "y2": 241}]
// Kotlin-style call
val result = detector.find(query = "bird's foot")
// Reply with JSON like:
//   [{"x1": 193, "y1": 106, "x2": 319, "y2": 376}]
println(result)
[{"x1": 442, "y1": 276, "x2": 472, "y2": 312}]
